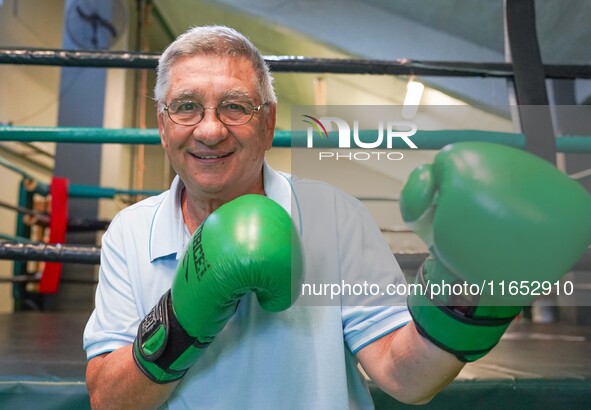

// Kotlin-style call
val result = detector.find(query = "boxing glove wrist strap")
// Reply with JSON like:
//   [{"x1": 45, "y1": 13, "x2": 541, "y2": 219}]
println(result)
[
  {"x1": 132, "y1": 290, "x2": 210, "y2": 384},
  {"x1": 408, "y1": 263, "x2": 518, "y2": 362}
]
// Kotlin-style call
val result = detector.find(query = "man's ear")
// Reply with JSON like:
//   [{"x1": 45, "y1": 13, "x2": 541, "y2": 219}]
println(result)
[
  {"x1": 263, "y1": 103, "x2": 277, "y2": 151},
  {"x1": 157, "y1": 109, "x2": 168, "y2": 149}
]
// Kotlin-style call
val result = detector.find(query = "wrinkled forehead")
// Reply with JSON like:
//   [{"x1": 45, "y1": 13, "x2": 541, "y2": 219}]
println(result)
[
  {"x1": 166, "y1": 54, "x2": 260, "y2": 100},
  {"x1": 169, "y1": 52, "x2": 257, "y2": 74}
]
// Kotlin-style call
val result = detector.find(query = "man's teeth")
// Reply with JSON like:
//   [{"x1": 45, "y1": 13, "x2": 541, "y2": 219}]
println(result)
[{"x1": 197, "y1": 154, "x2": 226, "y2": 159}]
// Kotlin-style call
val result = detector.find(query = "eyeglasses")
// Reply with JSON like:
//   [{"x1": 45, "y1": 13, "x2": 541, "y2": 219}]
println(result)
[{"x1": 163, "y1": 100, "x2": 267, "y2": 126}]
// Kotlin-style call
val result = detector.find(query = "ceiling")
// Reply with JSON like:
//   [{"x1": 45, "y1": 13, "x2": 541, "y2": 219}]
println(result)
[
  {"x1": 365, "y1": 0, "x2": 591, "y2": 64},
  {"x1": 146, "y1": 0, "x2": 591, "y2": 108},
  {"x1": 58, "y1": 0, "x2": 591, "y2": 66}
]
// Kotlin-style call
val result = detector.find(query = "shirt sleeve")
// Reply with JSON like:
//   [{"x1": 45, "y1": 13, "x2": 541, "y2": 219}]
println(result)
[
  {"x1": 83, "y1": 214, "x2": 141, "y2": 359},
  {"x1": 337, "y1": 199, "x2": 412, "y2": 353}
]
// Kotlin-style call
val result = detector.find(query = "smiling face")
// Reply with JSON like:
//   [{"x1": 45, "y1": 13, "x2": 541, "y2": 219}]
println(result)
[{"x1": 158, "y1": 54, "x2": 276, "y2": 204}]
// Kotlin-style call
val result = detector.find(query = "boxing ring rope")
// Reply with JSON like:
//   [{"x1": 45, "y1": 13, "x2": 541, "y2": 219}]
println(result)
[
  {"x1": 0, "y1": 152, "x2": 162, "y2": 199},
  {"x1": 2, "y1": 48, "x2": 591, "y2": 79},
  {"x1": 29, "y1": 181, "x2": 162, "y2": 199},
  {"x1": 1, "y1": 126, "x2": 591, "y2": 152},
  {"x1": 1, "y1": 242, "x2": 590, "y2": 275},
  {"x1": 0, "y1": 242, "x2": 101, "y2": 265},
  {"x1": 0, "y1": 199, "x2": 110, "y2": 232}
]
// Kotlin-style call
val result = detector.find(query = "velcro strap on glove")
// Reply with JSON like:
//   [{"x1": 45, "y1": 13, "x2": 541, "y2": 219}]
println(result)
[
  {"x1": 408, "y1": 264, "x2": 517, "y2": 362},
  {"x1": 132, "y1": 290, "x2": 210, "y2": 383}
]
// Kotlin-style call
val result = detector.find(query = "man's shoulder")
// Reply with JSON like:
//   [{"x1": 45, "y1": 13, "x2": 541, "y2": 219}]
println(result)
[
  {"x1": 291, "y1": 175, "x2": 363, "y2": 210},
  {"x1": 110, "y1": 190, "x2": 170, "y2": 227}
]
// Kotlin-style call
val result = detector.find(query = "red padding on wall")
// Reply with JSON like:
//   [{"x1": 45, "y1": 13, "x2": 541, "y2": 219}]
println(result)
[{"x1": 39, "y1": 177, "x2": 69, "y2": 294}]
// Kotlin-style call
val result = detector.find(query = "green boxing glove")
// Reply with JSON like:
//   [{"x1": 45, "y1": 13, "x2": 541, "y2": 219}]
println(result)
[
  {"x1": 132, "y1": 194, "x2": 304, "y2": 383},
  {"x1": 401, "y1": 142, "x2": 591, "y2": 362}
]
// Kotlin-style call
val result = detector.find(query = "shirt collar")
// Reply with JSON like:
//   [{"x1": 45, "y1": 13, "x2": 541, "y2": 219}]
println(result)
[
  {"x1": 263, "y1": 161, "x2": 302, "y2": 235},
  {"x1": 149, "y1": 176, "x2": 187, "y2": 262},
  {"x1": 149, "y1": 161, "x2": 300, "y2": 262}
]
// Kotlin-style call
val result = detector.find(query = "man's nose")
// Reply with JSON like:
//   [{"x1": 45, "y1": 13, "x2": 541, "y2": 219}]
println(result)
[{"x1": 193, "y1": 108, "x2": 228, "y2": 146}]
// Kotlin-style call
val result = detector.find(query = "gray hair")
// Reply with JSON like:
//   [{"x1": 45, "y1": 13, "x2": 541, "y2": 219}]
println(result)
[{"x1": 154, "y1": 25, "x2": 276, "y2": 109}]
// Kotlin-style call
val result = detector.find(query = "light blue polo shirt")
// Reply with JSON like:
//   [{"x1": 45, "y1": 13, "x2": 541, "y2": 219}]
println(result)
[{"x1": 84, "y1": 162, "x2": 411, "y2": 409}]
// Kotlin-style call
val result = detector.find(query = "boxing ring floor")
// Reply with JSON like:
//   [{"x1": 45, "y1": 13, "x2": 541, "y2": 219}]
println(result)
[{"x1": 1, "y1": 313, "x2": 590, "y2": 409}]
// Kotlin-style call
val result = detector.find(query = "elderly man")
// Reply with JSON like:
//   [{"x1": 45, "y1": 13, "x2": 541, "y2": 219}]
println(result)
[{"x1": 84, "y1": 25, "x2": 591, "y2": 409}]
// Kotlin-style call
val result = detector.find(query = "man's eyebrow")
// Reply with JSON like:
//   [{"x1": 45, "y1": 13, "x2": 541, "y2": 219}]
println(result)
[
  {"x1": 169, "y1": 91, "x2": 201, "y2": 101},
  {"x1": 222, "y1": 90, "x2": 253, "y2": 101},
  {"x1": 168, "y1": 90, "x2": 254, "y2": 103}
]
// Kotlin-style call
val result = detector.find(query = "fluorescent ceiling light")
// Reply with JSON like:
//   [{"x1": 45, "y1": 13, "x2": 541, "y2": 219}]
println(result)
[{"x1": 402, "y1": 79, "x2": 424, "y2": 119}]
